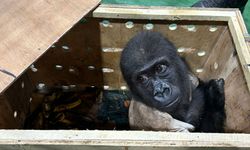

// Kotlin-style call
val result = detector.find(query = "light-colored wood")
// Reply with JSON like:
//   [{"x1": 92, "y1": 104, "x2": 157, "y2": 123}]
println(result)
[
  {"x1": 0, "y1": 4, "x2": 250, "y2": 148},
  {"x1": 0, "y1": 130, "x2": 250, "y2": 148},
  {"x1": 198, "y1": 28, "x2": 234, "y2": 80},
  {"x1": 228, "y1": 16, "x2": 250, "y2": 92},
  {"x1": 224, "y1": 61, "x2": 250, "y2": 132},
  {"x1": 0, "y1": 0, "x2": 100, "y2": 93},
  {"x1": 94, "y1": 5, "x2": 250, "y2": 92},
  {"x1": 93, "y1": 5, "x2": 236, "y2": 21},
  {"x1": 100, "y1": 19, "x2": 227, "y2": 89},
  {"x1": 245, "y1": 35, "x2": 250, "y2": 42}
]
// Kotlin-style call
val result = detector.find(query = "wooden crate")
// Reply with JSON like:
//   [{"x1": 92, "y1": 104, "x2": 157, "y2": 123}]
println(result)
[{"x1": 0, "y1": 0, "x2": 250, "y2": 149}]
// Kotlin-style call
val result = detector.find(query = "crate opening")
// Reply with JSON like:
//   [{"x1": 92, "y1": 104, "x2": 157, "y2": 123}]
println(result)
[{"x1": 1, "y1": 16, "x2": 250, "y2": 133}]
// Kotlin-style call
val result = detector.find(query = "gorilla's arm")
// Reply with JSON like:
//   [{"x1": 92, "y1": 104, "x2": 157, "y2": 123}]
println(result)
[
  {"x1": 199, "y1": 79, "x2": 226, "y2": 132},
  {"x1": 185, "y1": 86, "x2": 205, "y2": 128},
  {"x1": 186, "y1": 79, "x2": 226, "y2": 132}
]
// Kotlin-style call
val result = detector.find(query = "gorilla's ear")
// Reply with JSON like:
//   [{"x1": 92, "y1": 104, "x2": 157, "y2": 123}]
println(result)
[{"x1": 188, "y1": 72, "x2": 199, "y2": 90}]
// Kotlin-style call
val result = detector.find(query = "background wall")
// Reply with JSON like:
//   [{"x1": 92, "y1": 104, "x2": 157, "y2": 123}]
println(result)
[{"x1": 102, "y1": 0, "x2": 250, "y2": 32}]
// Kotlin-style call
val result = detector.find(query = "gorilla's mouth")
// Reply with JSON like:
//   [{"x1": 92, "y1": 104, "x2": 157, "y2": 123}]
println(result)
[
  {"x1": 163, "y1": 97, "x2": 179, "y2": 107},
  {"x1": 154, "y1": 95, "x2": 179, "y2": 108}
]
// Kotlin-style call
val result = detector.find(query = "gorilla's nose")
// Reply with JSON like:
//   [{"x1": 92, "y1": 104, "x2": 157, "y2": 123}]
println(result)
[{"x1": 153, "y1": 81, "x2": 171, "y2": 96}]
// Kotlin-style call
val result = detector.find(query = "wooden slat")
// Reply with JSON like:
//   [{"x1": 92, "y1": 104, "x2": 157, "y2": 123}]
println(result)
[
  {"x1": 0, "y1": 130, "x2": 250, "y2": 148},
  {"x1": 0, "y1": 0, "x2": 100, "y2": 93},
  {"x1": 224, "y1": 62, "x2": 250, "y2": 132},
  {"x1": 228, "y1": 16, "x2": 250, "y2": 92},
  {"x1": 93, "y1": 5, "x2": 236, "y2": 21}
]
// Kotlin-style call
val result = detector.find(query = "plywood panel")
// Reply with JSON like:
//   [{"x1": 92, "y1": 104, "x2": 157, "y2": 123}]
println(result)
[
  {"x1": 0, "y1": 0, "x2": 100, "y2": 93},
  {"x1": 0, "y1": 73, "x2": 33, "y2": 128},
  {"x1": 224, "y1": 64, "x2": 250, "y2": 132},
  {"x1": 27, "y1": 19, "x2": 103, "y2": 88},
  {"x1": 198, "y1": 28, "x2": 234, "y2": 80},
  {"x1": 100, "y1": 19, "x2": 227, "y2": 89},
  {"x1": 0, "y1": 95, "x2": 17, "y2": 129}
]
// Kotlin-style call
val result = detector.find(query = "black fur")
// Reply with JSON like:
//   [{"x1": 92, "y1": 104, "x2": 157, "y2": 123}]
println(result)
[{"x1": 120, "y1": 31, "x2": 225, "y2": 132}]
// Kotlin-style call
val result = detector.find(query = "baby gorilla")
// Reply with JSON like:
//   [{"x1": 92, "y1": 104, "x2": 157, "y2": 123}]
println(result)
[{"x1": 120, "y1": 31, "x2": 225, "y2": 132}]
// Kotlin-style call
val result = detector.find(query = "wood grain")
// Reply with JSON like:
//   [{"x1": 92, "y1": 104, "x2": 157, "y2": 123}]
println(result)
[
  {"x1": 27, "y1": 19, "x2": 103, "y2": 89},
  {"x1": 0, "y1": 0, "x2": 100, "y2": 93},
  {"x1": 93, "y1": 5, "x2": 236, "y2": 21},
  {"x1": 100, "y1": 19, "x2": 227, "y2": 89},
  {"x1": 0, "y1": 130, "x2": 250, "y2": 148}
]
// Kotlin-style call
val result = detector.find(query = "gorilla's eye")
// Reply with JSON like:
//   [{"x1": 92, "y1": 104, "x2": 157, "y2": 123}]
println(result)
[
  {"x1": 137, "y1": 74, "x2": 149, "y2": 84},
  {"x1": 155, "y1": 64, "x2": 167, "y2": 74}
]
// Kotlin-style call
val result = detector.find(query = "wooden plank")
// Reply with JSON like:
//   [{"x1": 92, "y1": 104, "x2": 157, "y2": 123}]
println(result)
[
  {"x1": 0, "y1": 130, "x2": 250, "y2": 148},
  {"x1": 3, "y1": 73, "x2": 34, "y2": 128},
  {"x1": 224, "y1": 61, "x2": 250, "y2": 132},
  {"x1": 0, "y1": 95, "x2": 17, "y2": 129},
  {"x1": 100, "y1": 19, "x2": 227, "y2": 89},
  {"x1": 0, "y1": 145, "x2": 244, "y2": 150},
  {"x1": 198, "y1": 28, "x2": 234, "y2": 80},
  {"x1": 93, "y1": 5, "x2": 236, "y2": 21},
  {"x1": 0, "y1": 0, "x2": 100, "y2": 93},
  {"x1": 228, "y1": 16, "x2": 250, "y2": 92},
  {"x1": 26, "y1": 18, "x2": 103, "y2": 89}
]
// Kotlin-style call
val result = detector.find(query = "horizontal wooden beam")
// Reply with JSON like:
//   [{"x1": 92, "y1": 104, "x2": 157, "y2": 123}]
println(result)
[
  {"x1": 0, "y1": 130, "x2": 249, "y2": 148},
  {"x1": 93, "y1": 5, "x2": 236, "y2": 21}
]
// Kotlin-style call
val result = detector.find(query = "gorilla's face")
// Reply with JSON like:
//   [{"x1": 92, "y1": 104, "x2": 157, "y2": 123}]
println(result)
[
  {"x1": 120, "y1": 31, "x2": 191, "y2": 113},
  {"x1": 132, "y1": 57, "x2": 181, "y2": 111}
]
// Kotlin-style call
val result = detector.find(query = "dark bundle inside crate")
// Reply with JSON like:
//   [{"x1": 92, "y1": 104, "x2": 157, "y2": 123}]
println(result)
[{"x1": 0, "y1": 4, "x2": 250, "y2": 135}]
